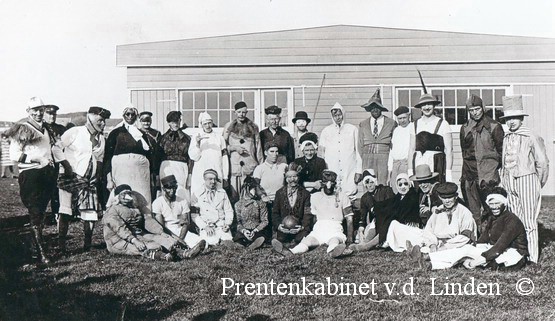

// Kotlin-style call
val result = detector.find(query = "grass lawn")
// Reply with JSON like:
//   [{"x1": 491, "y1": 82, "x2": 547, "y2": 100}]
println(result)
[{"x1": 1, "y1": 178, "x2": 555, "y2": 320}]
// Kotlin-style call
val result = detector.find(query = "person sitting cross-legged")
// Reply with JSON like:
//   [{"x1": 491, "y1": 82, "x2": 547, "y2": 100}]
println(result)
[
  {"x1": 190, "y1": 169, "x2": 234, "y2": 246},
  {"x1": 272, "y1": 170, "x2": 354, "y2": 258},
  {"x1": 103, "y1": 185, "x2": 204, "y2": 261},
  {"x1": 152, "y1": 174, "x2": 206, "y2": 252},
  {"x1": 233, "y1": 176, "x2": 269, "y2": 250}
]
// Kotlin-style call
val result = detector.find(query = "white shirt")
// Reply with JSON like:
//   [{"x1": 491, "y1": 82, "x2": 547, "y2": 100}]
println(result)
[
  {"x1": 152, "y1": 195, "x2": 190, "y2": 236},
  {"x1": 388, "y1": 123, "x2": 414, "y2": 169},
  {"x1": 188, "y1": 131, "x2": 229, "y2": 197},
  {"x1": 53, "y1": 126, "x2": 105, "y2": 176},
  {"x1": 369, "y1": 115, "x2": 385, "y2": 136}
]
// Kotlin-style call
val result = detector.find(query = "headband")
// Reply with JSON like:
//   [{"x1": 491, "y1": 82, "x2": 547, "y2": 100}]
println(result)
[{"x1": 486, "y1": 194, "x2": 508, "y2": 206}]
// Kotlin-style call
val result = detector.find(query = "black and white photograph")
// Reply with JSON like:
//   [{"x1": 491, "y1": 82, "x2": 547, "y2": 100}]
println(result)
[{"x1": 1, "y1": 0, "x2": 555, "y2": 320}]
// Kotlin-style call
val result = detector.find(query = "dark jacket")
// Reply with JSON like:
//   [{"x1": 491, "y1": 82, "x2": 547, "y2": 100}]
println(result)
[
  {"x1": 103, "y1": 125, "x2": 152, "y2": 175},
  {"x1": 260, "y1": 127, "x2": 295, "y2": 164},
  {"x1": 477, "y1": 209, "x2": 528, "y2": 261},
  {"x1": 272, "y1": 186, "x2": 313, "y2": 236}
]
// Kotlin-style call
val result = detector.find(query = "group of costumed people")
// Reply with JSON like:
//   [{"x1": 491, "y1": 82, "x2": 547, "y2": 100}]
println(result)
[{"x1": 5, "y1": 71, "x2": 549, "y2": 269}]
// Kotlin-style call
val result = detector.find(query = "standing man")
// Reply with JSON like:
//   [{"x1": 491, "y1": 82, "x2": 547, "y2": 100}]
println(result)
[
  {"x1": 43, "y1": 104, "x2": 66, "y2": 225},
  {"x1": 500, "y1": 95, "x2": 549, "y2": 263},
  {"x1": 104, "y1": 106, "x2": 153, "y2": 206},
  {"x1": 413, "y1": 72, "x2": 453, "y2": 183},
  {"x1": 138, "y1": 111, "x2": 163, "y2": 201},
  {"x1": 460, "y1": 94, "x2": 504, "y2": 229},
  {"x1": 54, "y1": 106, "x2": 111, "y2": 253},
  {"x1": 6, "y1": 97, "x2": 58, "y2": 264},
  {"x1": 358, "y1": 89, "x2": 397, "y2": 185},
  {"x1": 388, "y1": 106, "x2": 415, "y2": 193},
  {"x1": 319, "y1": 102, "x2": 362, "y2": 200},
  {"x1": 222, "y1": 101, "x2": 263, "y2": 202},
  {"x1": 291, "y1": 111, "x2": 316, "y2": 159},
  {"x1": 259, "y1": 105, "x2": 295, "y2": 164}
]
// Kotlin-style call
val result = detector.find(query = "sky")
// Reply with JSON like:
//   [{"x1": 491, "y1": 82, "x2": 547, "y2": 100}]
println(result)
[{"x1": 0, "y1": 0, "x2": 554, "y2": 121}]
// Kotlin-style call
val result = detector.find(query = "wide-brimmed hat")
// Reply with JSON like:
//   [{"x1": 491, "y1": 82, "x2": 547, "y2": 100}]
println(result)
[
  {"x1": 292, "y1": 111, "x2": 311, "y2": 124},
  {"x1": 409, "y1": 164, "x2": 439, "y2": 182},
  {"x1": 500, "y1": 95, "x2": 528, "y2": 119},
  {"x1": 361, "y1": 89, "x2": 388, "y2": 112},
  {"x1": 414, "y1": 70, "x2": 441, "y2": 108}
]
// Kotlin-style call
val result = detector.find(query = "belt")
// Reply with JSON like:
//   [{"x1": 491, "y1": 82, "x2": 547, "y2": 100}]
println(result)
[{"x1": 364, "y1": 144, "x2": 390, "y2": 154}]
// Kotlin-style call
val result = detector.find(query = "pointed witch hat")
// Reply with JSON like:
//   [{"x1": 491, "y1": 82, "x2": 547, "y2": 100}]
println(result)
[
  {"x1": 361, "y1": 88, "x2": 388, "y2": 112},
  {"x1": 414, "y1": 70, "x2": 441, "y2": 108}
]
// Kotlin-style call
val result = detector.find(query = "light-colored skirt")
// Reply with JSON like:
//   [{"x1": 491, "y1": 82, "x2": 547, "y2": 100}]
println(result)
[{"x1": 112, "y1": 154, "x2": 151, "y2": 207}]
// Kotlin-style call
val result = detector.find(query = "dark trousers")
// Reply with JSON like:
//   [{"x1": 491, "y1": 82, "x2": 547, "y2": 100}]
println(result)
[
  {"x1": 233, "y1": 228, "x2": 269, "y2": 246},
  {"x1": 19, "y1": 166, "x2": 57, "y2": 226},
  {"x1": 461, "y1": 179, "x2": 488, "y2": 233}
]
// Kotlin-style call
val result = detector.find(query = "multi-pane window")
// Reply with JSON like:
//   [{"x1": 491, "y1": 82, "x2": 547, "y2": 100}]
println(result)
[
  {"x1": 397, "y1": 87, "x2": 509, "y2": 125},
  {"x1": 179, "y1": 90, "x2": 256, "y2": 128},
  {"x1": 262, "y1": 89, "x2": 290, "y2": 128}
]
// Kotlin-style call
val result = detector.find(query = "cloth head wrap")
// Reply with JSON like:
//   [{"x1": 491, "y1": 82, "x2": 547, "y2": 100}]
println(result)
[
  {"x1": 198, "y1": 112, "x2": 213, "y2": 125},
  {"x1": 395, "y1": 173, "x2": 413, "y2": 187},
  {"x1": 486, "y1": 194, "x2": 508, "y2": 206}
]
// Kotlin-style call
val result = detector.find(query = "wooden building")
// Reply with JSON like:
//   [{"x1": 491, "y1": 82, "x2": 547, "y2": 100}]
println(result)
[{"x1": 116, "y1": 25, "x2": 555, "y2": 195}]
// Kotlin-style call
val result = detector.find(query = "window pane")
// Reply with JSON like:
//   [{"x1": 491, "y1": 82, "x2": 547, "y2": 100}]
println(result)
[
  {"x1": 277, "y1": 91, "x2": 288, "y2": 126},
  {"x1": 457, "y1": 108, "x2": 468, "y2": 124},
  {"x1": 431, "y1": 90, "x2": 443, "y2": 106},
  {"x1": 457, "y1": 89, "x2": 468, "y2": 106},
  {"x1": 482, "y1": 89, "x2": 493, "y2": 106},
  {"x1": 181, "y1": 91, "x2": 194, "y2": 110},
  {"x1": 444, "y1": 108, "x2": 456, "y2": 125},
  {"x1": 495, "y1": 107, "x2": 505, "y2": 124},
  {"x1": 470, "y1": 89, "x2": 480, "y2": 98},
  {"x1": 443, "y1": 90, "x2": 455, "y2": 106},
  {"x1": 231, "y1": 92, "x2": 244, "y2": 106},
  {"x1": 207, "y1": 92, "x2": 218, "y2": 110},
  {"x1": 243, "y1": 91, "x2": 255, "y2": 107},
  {"x1": 410, "y1": 90, "x2": 421, "y2": 107},
  {"x1": 219, "y1": 92, "x2": 231, "y2": 110},
  {"x1": 183, "y1": 111, "x2": 194, "y2": 128},
  {"x1": 264, "y1": 91, "x2": 276, "y2": 108},
  {"x1": 194, "y1": 92, "x2": 206, "y2": 110},
  {"x1": 218, "y1": 111, "x2": 231, "y2": 128},
  {"x1": 398, "y1": 90, "x2": 410, "y2": 107},
  {"x1": 494, "y1": 89, "x2": 505, "y2": 106}
]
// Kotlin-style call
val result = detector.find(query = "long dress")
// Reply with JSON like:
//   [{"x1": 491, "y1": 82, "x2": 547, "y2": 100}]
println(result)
[{"x1": 188, "y1": 131, "x2": 229, "y2": 198}]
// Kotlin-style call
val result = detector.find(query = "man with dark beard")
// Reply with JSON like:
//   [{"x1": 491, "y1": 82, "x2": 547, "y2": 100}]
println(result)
[{"x1": 272, "y1": 170, "x2": 354, "y2": 258}]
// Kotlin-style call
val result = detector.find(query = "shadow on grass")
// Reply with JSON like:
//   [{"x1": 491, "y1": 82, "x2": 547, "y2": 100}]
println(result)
[
  {"x1": 539, "y1": 222, "x2": 555, "y2": 248},
  {"x1": 191, "y1": 309, "x2": 227, "y2": 321}
]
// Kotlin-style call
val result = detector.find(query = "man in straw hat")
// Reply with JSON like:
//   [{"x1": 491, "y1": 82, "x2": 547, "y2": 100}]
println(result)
[
  {"x1": 412, "y1": 71, "x2": 453, "y2": 183},
  {"x1": 500, "y1": 95, "x2": 549, "y2": 263},
  {"x1": 260, "y1": 105, "x2": 295, "y2": 164},
  {"x1": 272, "y1": 170, "x2": 354, "y2": 258},
  {"x1": 5, "y1": 97, "x2": 58, "y2": 264},
  {"x1": 292, "y1": 111, "x2": 317, "y2": 159},
  {"x1": 388, "y1": 106, "x2": 415, "y2": 193},
  {"x1": 189, "y1": 111, "x2": 229, "y2": 198},
  {"x1": 358, "y1": 89, "x2": 397, "y2": 186},
  {"x1": 222, "y1": 101, "x2": 263, "y2": 202},
  {"x1": 54, "y1": 106, "x2": 111, "y2": 253},
  {"x1": 460, "y1": 94, "x2": 504, "y2": 231},
  {"x1": 319, "y1": 102, "x2": 363, "y2": 200}
]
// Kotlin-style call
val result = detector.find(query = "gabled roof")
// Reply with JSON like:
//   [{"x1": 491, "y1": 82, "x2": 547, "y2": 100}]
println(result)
[{"x1": 117, "y1": 25, "x2": 555, "y2": 67}]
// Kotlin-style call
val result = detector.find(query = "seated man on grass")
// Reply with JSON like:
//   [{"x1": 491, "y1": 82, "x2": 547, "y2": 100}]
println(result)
[
  {"x1": 272, "y1": 170, "x2": 354, "y2": 258},
  {"x1": 191, "y1": 169, "x2": 234, "y2": 246},
  {"x1": 152, "y1": 174, "x2": 205, "y2": 251},
  {"x1": 233, "y1": 176, "x2": 268, "y2": 250},
  {"x1": 103, "y1": 184, "x2": 204, "y2": 261}
]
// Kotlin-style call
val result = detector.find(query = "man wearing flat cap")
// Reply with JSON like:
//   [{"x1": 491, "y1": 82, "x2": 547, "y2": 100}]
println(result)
[
  {"x1": 460, "y1": 94, "x2": 504, "y2": 231},
  {"x1": 223, "y1": 101, "x2": 263, "y2": 202},
  {"x1": 259, "y1": 105, "x2": 295, "y2": 165},
  {"x1": 358, "y1": 89, "x2": 397, "y2": 186},
  {"x1": 53, "y1": 106, "x2": 111, "y2": 253},
  {"x1": 292, "y1": 111, "x2": 317, "y2": 159},
  {"x1": 500, "y1": 95, "x2": 549, "y2": 263},
  {"x1": 6, "y1": 97, "x2": 58, "y2": 263},
  {"x1": 388, "y1": 106, "x2": 415, "y2": 193},
  {"x1": 138, "y1": 111, "x2": 163, "y2": 201},
  {"x1": 43, "y1": 104, "x2": 67, "y2": 226}
]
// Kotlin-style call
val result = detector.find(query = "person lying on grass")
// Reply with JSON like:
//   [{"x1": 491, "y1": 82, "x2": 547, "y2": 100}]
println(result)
[
  {"x1": 103, "y1": 184, "x2": 204, "y2": 261},
  {"x1": 272, "y1": 170, "x2": 354, "y2": 258},
  {"x1": 350, "y1": 173, "x2": 420, "y2": 252},
  {"x1": 386, "y1": 182, "x2": 477, "y2": 258},
  {"x1": 412, "y1": 186, "x2": 529, "y2": 270},
  {"x1": 152, "y1": 174, "x2": 206, "y2": 251},
  {"x1": 233, "y1": 176, "x2": 268, "y2": 250}
]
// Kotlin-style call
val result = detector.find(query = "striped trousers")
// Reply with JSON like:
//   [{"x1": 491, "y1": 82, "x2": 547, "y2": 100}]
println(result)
[{"x1": 501, "y1": 173, "x2": 542, "y2": 263}]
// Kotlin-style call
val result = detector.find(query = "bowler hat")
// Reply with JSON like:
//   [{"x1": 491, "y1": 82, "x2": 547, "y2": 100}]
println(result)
[
  {"x1": 292, "y1": 111, "x2": 311, "y2": 124},
  {"x1": 361, "y1": 89, "x2": 388, "y2": 112},
  {"x1": 500, "y1": 95, "x2": 528, "y2": 119},
  {"x1": 409, "y1": 164, "x2": 439, "y2": 182}
]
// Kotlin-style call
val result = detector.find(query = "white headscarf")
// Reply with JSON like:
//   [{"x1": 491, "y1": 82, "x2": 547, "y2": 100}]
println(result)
[
  {"x1": 396, "y1": 173, "x2": 414, "y2": 187},
  {"x1": 198, "y1": 112, "x2": 213, "y2": 126}
]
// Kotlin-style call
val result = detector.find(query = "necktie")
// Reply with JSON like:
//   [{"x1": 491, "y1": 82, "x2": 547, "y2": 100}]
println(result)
[
  {"x1": 373, "y1": 118, "x2": 379, "y2": 139},
  {"x1": 208, "y1": 190, "x2": 215, "y2": 203}
]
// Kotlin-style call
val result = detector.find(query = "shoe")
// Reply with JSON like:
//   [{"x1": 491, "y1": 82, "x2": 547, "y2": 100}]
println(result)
[
  {"x1": 248, "y1": 237, "x2": 265, "y2": 250},
  {"x1": 181, "y1": 240, "x2": 206, "y2": 259},
  {"x1": 329, "y1": 244, "x2": 352, "y2": 258},
  {"x1": 410, "y1": 245, "x2": 422, "y2": 263},
  {"x1": 419, "y1": 253, "x2": 431, "y2": 271},
  {"x1": 405, "y1": 240, "x2": 413, "y2": 257},
  {"x1": 429, "y1": 244, "x2": 438, "y2": 253},
  {"x1": 272, "y1": 239, "x2": 292, "y2": 257}
]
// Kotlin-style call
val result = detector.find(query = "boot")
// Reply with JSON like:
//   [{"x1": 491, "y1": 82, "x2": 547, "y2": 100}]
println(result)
[
  {"x1": 142, "y1": 249, "x2": 173, "y2": 262},
  {"x1": 83, "y1": 221, "x2": 94, "y2": 252},
  {"x1": 57, "y1": 216, "x2": 69, "y2": 254},
  {"x1": 178, "y1": 240, "x2": 206, "y2": 259},
  {"x1": 31, "y1": 225, "x2": 51, "y2": 265}
]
